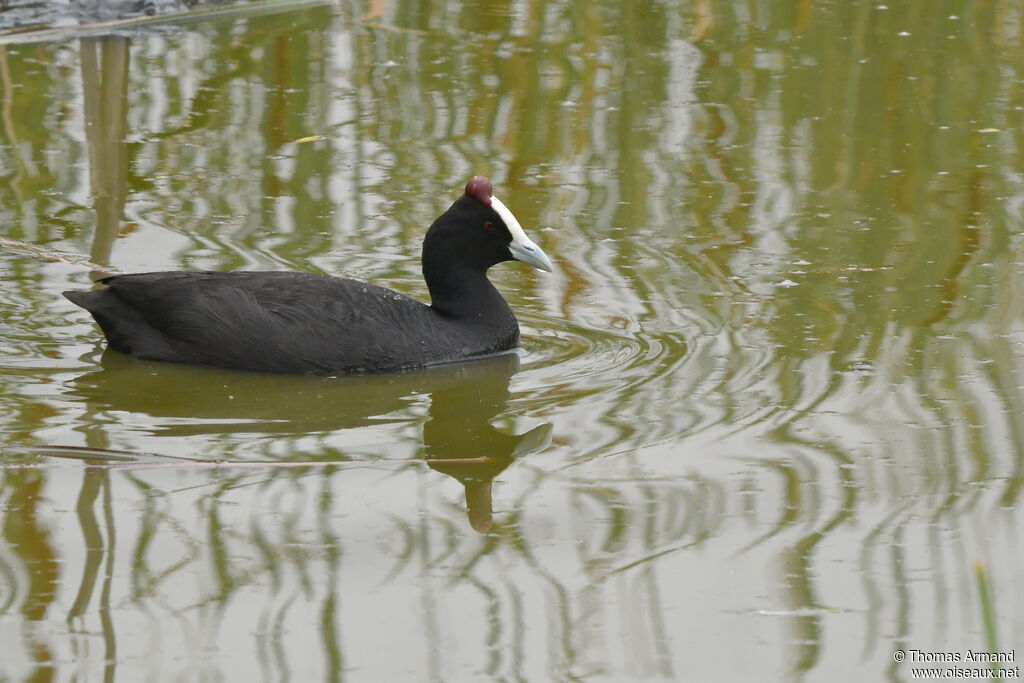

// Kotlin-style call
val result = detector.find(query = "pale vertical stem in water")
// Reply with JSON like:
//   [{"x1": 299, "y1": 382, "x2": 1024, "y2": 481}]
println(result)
[
  {"x1": 318, "y1": 469, "x2": 343, "y2": 682},
  {"x1": 973, "y1": 562, "x2": 1001, "y2": 680},
  {"x1": 80, "y1": 35, "x2": 131, "y2": 274},
  {"x1": 100, "y1": 470, "x2": 117, "y2": 683}
]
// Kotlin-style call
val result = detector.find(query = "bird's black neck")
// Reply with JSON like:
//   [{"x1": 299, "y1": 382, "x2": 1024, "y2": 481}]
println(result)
[{"x1": 423, "y1": 258, "x2": 514, "y2": 328}]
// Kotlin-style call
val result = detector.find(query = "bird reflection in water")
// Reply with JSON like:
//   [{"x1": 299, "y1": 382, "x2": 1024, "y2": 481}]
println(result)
[
  {"x1": 423, "y1": 353, "x2": 552, "y2": 532},
  {"x1": 68, "y1": 349, "x2": 552, "y2": 532}
]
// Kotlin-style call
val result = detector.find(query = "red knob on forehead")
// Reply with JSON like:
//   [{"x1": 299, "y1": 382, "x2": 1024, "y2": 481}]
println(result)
[{"x1": 465, "y1": 176, "x2": 493, "y2": 206}]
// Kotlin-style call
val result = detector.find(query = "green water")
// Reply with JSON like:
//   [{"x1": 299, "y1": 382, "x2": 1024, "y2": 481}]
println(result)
[{"x1": 1, "y1": 1, "x2": 1022, "y2": 680}]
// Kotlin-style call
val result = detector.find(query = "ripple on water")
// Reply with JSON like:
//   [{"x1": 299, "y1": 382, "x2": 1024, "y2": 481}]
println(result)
[
  {"x1": 515, "y1": 304, "x2": 793, "y2": 458},
  {"x1": 513, "y1": 311, "x2": 700, "y2": 454},
  {"x1": 519, "y1": 314, "x2": 669, "y2": 392}
]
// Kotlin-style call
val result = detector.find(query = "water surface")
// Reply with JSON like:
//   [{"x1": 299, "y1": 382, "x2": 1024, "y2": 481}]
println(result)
[{"x1": 1, "y1": 1, "x2": 1023, "y2": 681}]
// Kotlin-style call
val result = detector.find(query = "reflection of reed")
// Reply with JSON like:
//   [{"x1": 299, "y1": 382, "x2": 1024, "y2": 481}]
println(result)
[
  {"x1": 0, "y1": 473, "x2": 58, "y2": 676},
  {"x1": 70, "y1": 469, "x2": 118, "y2": 682},
  {"x1": 80, "y1": 36, "x2": 129, "y2": 274}
]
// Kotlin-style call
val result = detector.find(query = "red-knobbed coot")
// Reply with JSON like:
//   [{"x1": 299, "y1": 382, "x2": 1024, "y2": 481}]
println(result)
[{"x1": 63, "y1": 176, "x2": 553, "y2": 374}]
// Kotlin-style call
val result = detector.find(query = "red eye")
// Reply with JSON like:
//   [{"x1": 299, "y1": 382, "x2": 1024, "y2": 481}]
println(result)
[{"x1": 483, "y1": 222, "x2": 495, "y2": 231}]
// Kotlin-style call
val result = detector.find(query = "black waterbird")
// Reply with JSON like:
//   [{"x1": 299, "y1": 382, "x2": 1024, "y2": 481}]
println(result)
[{"x1": 64, "y1": 177, "x2": 553, "y2": 374}]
